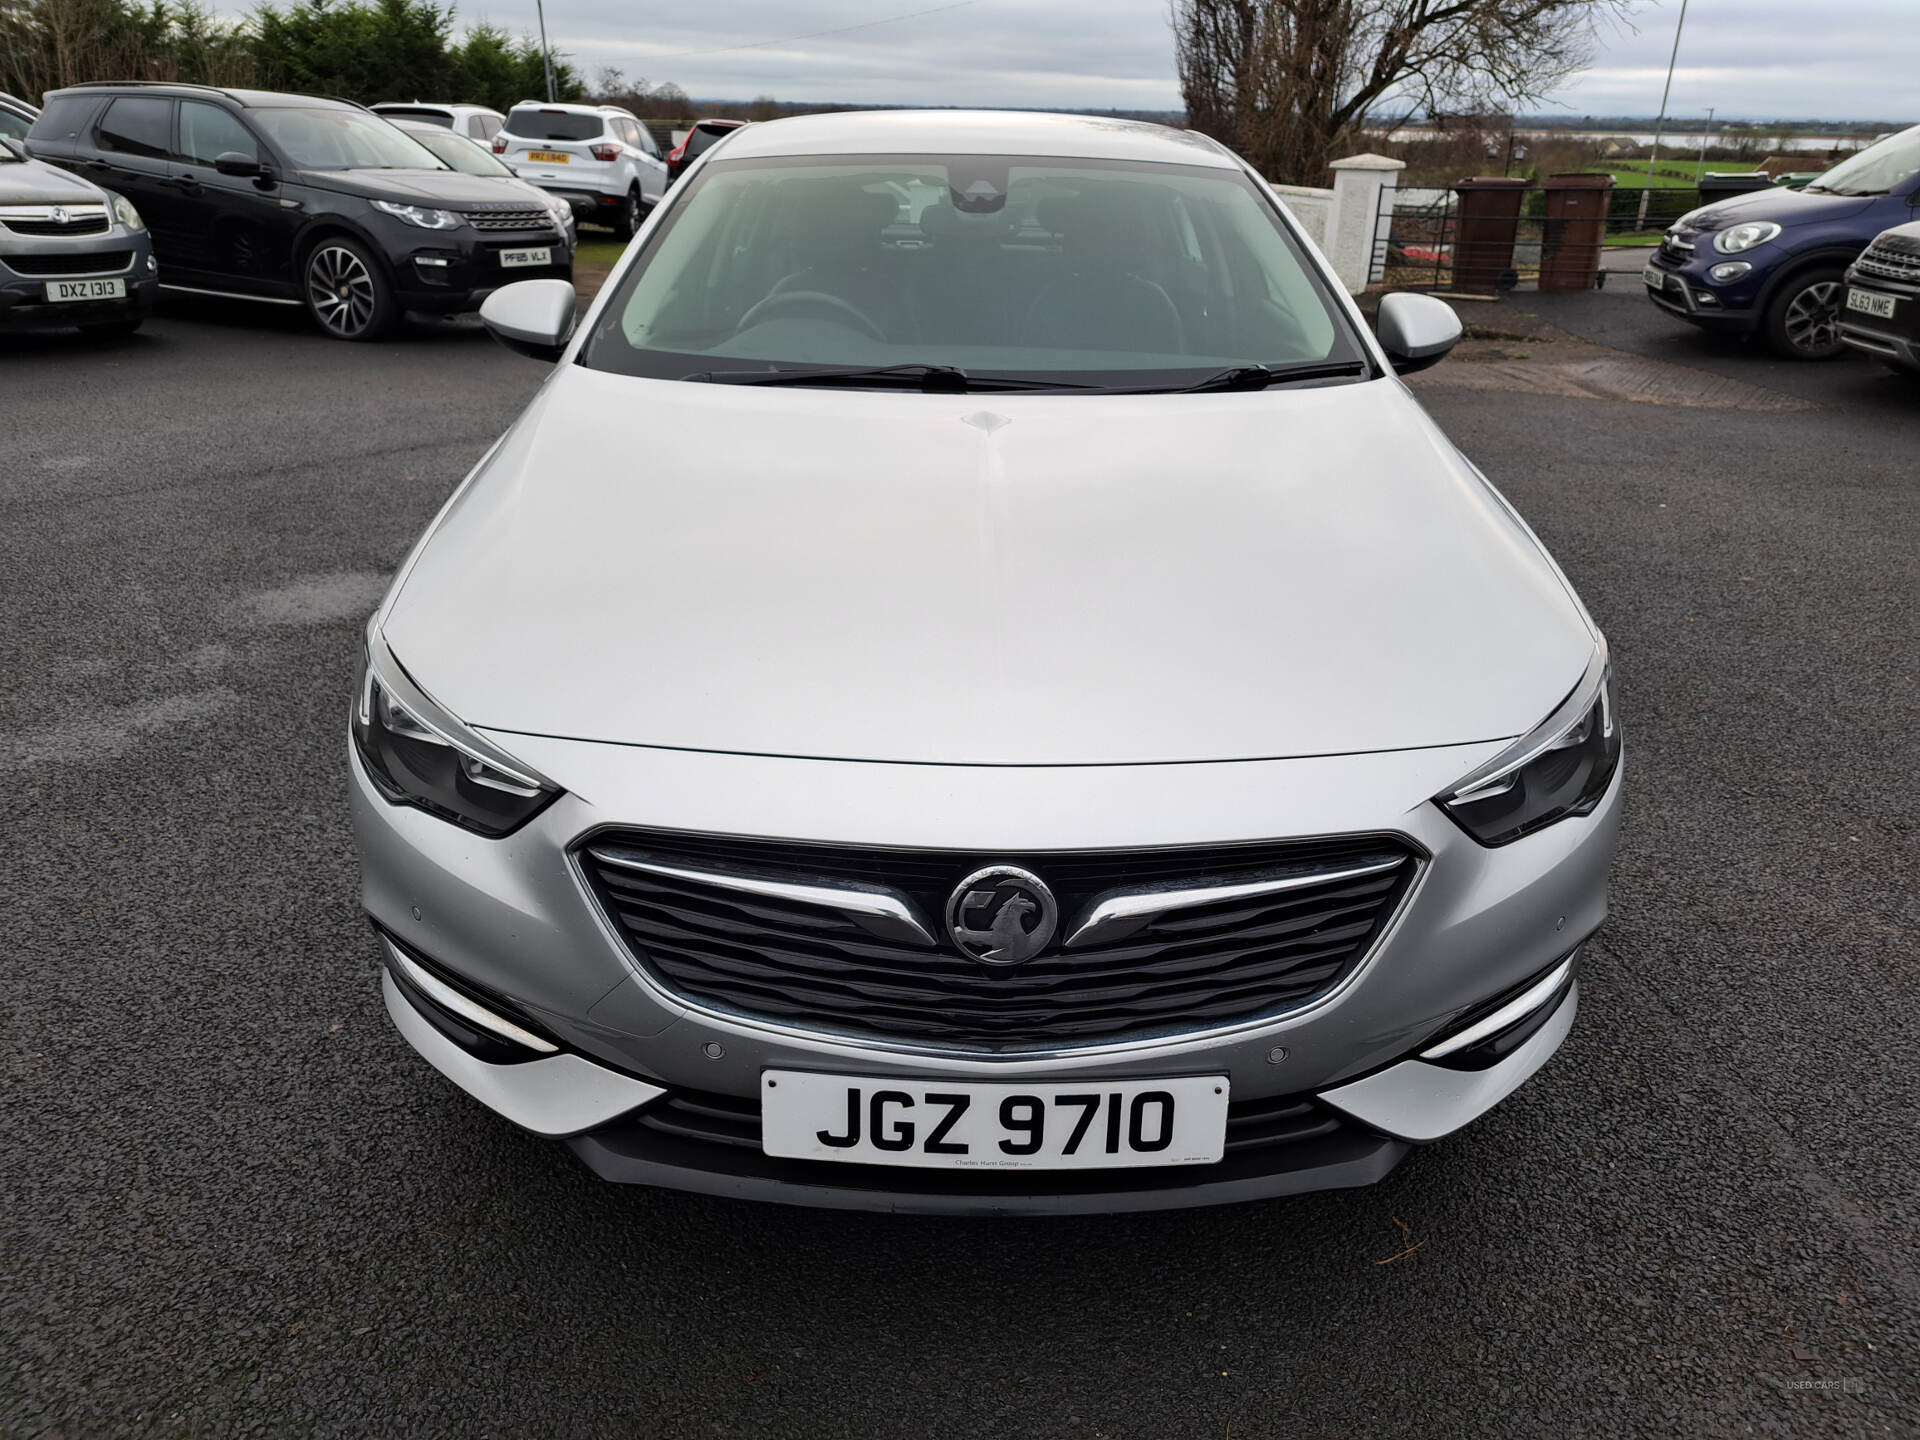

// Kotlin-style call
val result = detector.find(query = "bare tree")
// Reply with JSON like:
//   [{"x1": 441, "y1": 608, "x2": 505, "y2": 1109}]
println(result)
[{"x1": 1173, "y1": 0, "x2": 1635, "y2": 183}]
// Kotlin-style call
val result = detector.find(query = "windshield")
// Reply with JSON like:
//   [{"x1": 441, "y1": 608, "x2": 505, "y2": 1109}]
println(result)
[
  {"x1": 1806, "y1": 126, "x2": 1920, "y2": 195},
  {"x1": 251, "y1": 107, "x2": 447, "y2": 171},
  {"x1": 505, "y1": 108, "x2": 604, "y2": 142},
  {"x1": 408, "y1": 127, "x2": 511, "y2": 176},
  {"x1": 685, "y1": 123, "x2": 738, "y2": 158},
  {"x1": 579, "y1": 153, "x2": 1364, "y2": 390}
]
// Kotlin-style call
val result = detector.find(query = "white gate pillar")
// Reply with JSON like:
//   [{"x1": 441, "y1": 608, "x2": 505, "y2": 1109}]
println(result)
[{"x1": 1327, "y1": 153, "x2": 1406, "y2": 293}]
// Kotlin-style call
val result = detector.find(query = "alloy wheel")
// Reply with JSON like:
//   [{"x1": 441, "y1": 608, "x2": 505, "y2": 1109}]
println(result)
[
  {"x1": 307, "y1": 244, "x2": 378, "y2": 338},
  {"x1": 1783, "y1": 280, "x2": 1842, "y2": 356}
]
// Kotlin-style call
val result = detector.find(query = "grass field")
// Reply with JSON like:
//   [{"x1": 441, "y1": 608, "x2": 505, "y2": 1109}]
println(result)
[{"x1": 1592, "y1": 158, "x2": 1759, "y2": 187}]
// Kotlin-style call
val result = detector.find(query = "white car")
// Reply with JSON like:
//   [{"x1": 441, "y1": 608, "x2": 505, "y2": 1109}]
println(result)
[
  {"x1": 388, "y1": 118, "x2": 576, "y2": 247},
  {"x1": 371, "y1": 101, "x2": 505, "y2": 149},
  {"x1": 494, "y1": 102, "x2": 668, "y2": 238},
  {"x1": 354, "y1": 111, "x2": 1623, "y2": 1215}
]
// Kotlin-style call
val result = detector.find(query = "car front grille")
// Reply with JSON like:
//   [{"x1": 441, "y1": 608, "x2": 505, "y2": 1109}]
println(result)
[
  {"x1": 1855, "y1": 240, "x2": 1920, "y2": 285},
  {"x1": 579, "y1": 830, "x2": 1420, "y2": 1051},
  {"x1": 2, "y1": 249, "x2": 131, "y2": 276},
  {"x1": 464, "y1": 208, "x2": 555, "y2": 231},
  {"x1": 1659, "y1": 230, "x2": 1696, "y2": 264},
  {"x1": 1, "y1": 214, "x2": 111, "y2": 237}
]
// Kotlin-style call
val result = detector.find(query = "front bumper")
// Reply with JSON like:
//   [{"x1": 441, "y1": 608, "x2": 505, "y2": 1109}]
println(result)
[
  {"x1": 523, "y1": 174, "x2": 627, "y2": 223},
  {"x1": 0, "y1": 231, "x2": 157, "y2": 329},
  {"x1": 1837, "y1": 270, "x2": 1920, "y2": 370},
  {"x1": 352, "y1": 723, "x2": 1621, "y2": 1212},
  {"x1": 1642, "y1": 243, "x2": 1764, "y2": 332},
  {"x1": 375, "y1": 220, "x2": 573, "y2": 313}
]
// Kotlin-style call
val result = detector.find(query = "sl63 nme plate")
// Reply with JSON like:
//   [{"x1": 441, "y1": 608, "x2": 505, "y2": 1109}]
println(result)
[
  {"x1": 1847, "y1": 288, "x2": 1897, "y2": 320},
  {"x1": 761, "y1": 1071, "x2": 1229, "y2": 1170}
]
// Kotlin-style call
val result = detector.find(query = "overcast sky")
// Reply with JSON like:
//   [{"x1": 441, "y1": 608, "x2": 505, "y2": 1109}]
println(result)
[{"x1": 484, "y1": 0, "x2": 1911, "y2": 123}]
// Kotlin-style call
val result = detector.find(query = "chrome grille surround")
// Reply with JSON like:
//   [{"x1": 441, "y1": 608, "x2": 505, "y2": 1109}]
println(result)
[
  {"x1": 462, "y1": 208, "x2": 556, "y2": 231},
  {"x1": 0, "y1": 204, "x2": 111, "y2": 237},
  {"x1": 1854, "y1": 242, "x2": 1920, "y2": 285},
  {"x1": 576, "y1": 828, "x2": 1425, "y2": 1055}
]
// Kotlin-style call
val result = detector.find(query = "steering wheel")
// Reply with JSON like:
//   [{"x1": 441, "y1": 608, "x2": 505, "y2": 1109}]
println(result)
[{"x1": 736, "y1": 289, "x2": 886, "y2": 340}]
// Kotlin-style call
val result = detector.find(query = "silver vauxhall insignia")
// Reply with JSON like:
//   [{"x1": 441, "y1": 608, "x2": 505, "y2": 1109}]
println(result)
[{"x1": 350, "y1": 111, "x2": 1622, "y2": 1214}]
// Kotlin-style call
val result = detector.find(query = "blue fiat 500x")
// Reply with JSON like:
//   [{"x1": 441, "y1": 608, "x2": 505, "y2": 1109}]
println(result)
[{"x1": 1642, "y1": 123, "x2": 1920, "y2": 359}]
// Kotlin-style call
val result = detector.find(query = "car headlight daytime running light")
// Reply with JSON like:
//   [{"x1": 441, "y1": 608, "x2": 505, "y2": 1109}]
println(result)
[
  {"x1": 1713, "y1": 221, "x2": 1781, "y2": 255},
  {"x1": 371, "y1": 199, "x2": 462, "y2": 230},
  {"x1": 110, "y1": 191, "x2": 145, "y2": 231},
  {"x1": 352, "y1": 626, "x2": 560, "y2": 836},
  {"x1": 1437, "y1": 641, "x2": 1621, "y2": 846}
]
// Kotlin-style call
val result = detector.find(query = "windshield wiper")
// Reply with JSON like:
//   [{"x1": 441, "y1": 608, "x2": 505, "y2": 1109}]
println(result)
[
  {"x1": 684, "y1": 363, "x2": 1098, "y2": 392},
  {"x1": 1126, "y1": 359, "x2": 1370, "y2": 394}
]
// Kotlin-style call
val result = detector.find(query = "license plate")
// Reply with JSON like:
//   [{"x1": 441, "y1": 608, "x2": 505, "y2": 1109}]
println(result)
[
  {"x1": 1642, "y1": 264, "x2": 1666, "y2": 290},
  {"x1": 498, "y1": 247, "x2": 551, "y2": 268},
  {"x1": 1846, "y1": 287, "x2": 1897, "y2": 320},
  {"x1": 526, "y1": 151, "x2": 569, "y2": 164},
  {"x1": 45, "y1": 277, "x2": 126, "y2": 302},
  {"x1": 761, "y1": 1071, "x2": 1229, "y2": 1170}
]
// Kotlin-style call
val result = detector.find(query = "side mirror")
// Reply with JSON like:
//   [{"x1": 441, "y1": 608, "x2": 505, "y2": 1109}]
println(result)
[
  {"x1": 1376, "y1": 292, "x2": 1463, "y2": 375},
  {"x1": 480, "y1": 279, "x2": 577, "y2": 361},
  {"x1": 213, "y1": 151, "x2": 262, "y2": 178}
]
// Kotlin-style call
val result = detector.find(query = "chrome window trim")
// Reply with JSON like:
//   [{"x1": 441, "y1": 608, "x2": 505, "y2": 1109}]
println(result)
[
  {"x1": 585, "y1": 846, "x2": 937, "y2": 946},
  {"x1": 563, "y1": 823, "x2": 1431, "y2": 1062},
  {"x1": 1063, "y1": 856, "x2": 1408, "y2": 949}
]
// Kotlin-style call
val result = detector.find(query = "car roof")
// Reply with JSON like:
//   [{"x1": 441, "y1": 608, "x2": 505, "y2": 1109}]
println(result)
[
  {"x1": 45, "y1": 82, "x2": 359, "y2": 110},
  {"x1": 374, "y1": 102, "x2": 497, "y2": 115},
  {"x1": 392, "y1": 118, "x2": 482, "y2": 141},
  {"x1": 717, "y1": 110, "x2": 1237, "y2": 167}
]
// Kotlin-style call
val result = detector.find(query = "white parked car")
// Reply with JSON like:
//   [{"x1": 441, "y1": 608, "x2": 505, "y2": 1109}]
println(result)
[
  {"x1": 388, "y1": 118, "x2": 576, "y2": 246},
  {"x1": 493, "y1": 102, "x2": 667, "y2": 238},
  {"x1": 371, "y1": 101, "x2": 505, "y2": 149}
]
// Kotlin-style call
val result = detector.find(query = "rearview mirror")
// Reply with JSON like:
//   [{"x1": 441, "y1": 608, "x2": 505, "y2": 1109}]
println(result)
[
  {"x1": 480, "y1": 279, "x2": 577, "y2": 361},
  {"x1": 1376, "y1": 292, "x2": 1463, "y2": 374},
  {"x1": 213, "y1": 151, "x2": 262, "y2": 179}
]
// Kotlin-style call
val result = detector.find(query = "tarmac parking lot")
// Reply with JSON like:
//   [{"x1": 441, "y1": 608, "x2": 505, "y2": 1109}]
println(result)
[{"x1": 2, "y1": 284, "x2": 1916, "y2": 1437}]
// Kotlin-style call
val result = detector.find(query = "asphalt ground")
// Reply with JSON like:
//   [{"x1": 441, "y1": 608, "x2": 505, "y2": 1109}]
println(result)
[{"x1": 2, "y1": 285, "x2": 1916, "y2": 1438}]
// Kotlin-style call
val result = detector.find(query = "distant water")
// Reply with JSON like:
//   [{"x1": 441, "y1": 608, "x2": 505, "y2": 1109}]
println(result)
[{"x1": 1380, "y1": 128, "x2": 1874, "y2": 154}]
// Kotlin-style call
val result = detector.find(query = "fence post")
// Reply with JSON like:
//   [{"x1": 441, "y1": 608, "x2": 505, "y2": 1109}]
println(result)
[{"x1": 1327, "y1": 153, "x2": 1405, "y2": 293}]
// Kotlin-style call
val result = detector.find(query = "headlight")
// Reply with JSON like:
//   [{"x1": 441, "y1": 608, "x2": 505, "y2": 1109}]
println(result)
[
  {"x1": 1708, "y1": 261, "x2": 1752, "y2": 283},
  {"x1": 371, "y1": 199, "x2": 462, "y2": 230},
  {"x1": 352, "y1": 627, "x2": 560, "y2": 836},
  {"x1": 1714, "y1": 221, "x2": 1781, "y2": 255},
  {"x1": 110, "y1": 192, "x2": 144, "y2": 231},
  {"x1": 1437, "y1": 643, "x2": 1620, "y2": 846}
]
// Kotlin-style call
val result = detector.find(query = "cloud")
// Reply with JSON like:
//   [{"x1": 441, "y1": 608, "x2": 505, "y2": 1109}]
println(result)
[{"x1": 467, "y1": 0, "x2": 1915, "y2": 120}]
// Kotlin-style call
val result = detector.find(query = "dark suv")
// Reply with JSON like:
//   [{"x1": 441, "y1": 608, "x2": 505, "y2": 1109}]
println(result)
[
  {"x1": 26, "y1": 82, "x2": 573, "y2": 340},
  {"x1": 1642, "y1": 122, "x2": 1920, "y2": 359}
]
